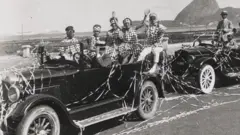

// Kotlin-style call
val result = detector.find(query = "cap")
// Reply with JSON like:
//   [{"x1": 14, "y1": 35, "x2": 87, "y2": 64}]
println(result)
[
  {"x1": 221, "y1": 10, "x2": 228, "y2": 15},
  {"x1": 93, "y1": 24, "x2": 101, "y2": 32},
  {"x1": 65, "y1": 26, "x2": 74, "y2": 32},
  {"x1": 149, "y1": 13, "x2": 158, "y2": 21},
  {"x1": 123, "y1": 18, "x2": 132, "y2": 25}
]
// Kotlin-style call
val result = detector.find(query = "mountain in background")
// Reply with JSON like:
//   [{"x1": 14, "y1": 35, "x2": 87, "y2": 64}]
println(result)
[
  {"x1": 132, "y1": 0, "x2": 240, "y2": 31},
  {"x1": 174, "y1": 0, "x2": 240, "y2": 27},
  {"x1": 175, "y1": 0, "x2": 220, "y2": 24},
  {"x1": 197, "y1": 7, "x2": 240, "y2": 26}
]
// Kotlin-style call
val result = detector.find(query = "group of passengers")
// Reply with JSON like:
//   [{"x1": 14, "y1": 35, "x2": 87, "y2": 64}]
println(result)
[
  {"x1": 49, "y1": 10, "x2": 167, "y2": 75},
  {"x1": 48, "y1": 9, "x2": 239, "y2": 74}
]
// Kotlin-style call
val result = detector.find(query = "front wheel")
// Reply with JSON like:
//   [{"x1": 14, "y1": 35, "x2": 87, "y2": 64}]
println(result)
[
  {"x1": 17, "y1": 105, "x2": 60, "y2": 135},
  {"x1": 137, "y1": 81, "x2": 159, "y2": 120},
  {"x1": 198, "y1": 64, "x2": 216, "y2": 94}
]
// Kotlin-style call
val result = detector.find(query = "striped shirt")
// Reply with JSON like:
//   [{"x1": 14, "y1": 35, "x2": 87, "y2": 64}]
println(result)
[
  {"x1": 122, "y1": 28, "x2": 138, "y2": 45},
  {"x1": 145, "y1": 22, "x2": 165, "y2": 46},
  {"x1": 60, "y1": 37, "x2": 80, "y2": 55},
  {"x1": 106, "y1": 28, "x2": 123, "y2": 46}
]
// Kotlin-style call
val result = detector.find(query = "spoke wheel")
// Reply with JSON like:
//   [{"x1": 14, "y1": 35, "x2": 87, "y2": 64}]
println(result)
[
  {"x1": 28, "y1": 116, "x2": 53, "y2": 135},
  {"x1": 198, "y1": 64, "x2": 216, "y2": 94},
  {"x1": 137, "y1": 81, "x2": 159, "y2": 120},
  {"x1": 17, "y1": 105, "x2": 60, "y2": 135}
]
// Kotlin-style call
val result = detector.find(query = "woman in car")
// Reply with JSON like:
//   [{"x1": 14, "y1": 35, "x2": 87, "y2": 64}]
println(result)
[{"x1": 119, "y1": 18, "x2": 141, "y2": 63}]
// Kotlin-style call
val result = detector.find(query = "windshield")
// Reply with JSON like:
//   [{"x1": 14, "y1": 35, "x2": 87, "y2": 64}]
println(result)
[{"x1": 36, "y1": 42, "x2": 85, "y2": 68}]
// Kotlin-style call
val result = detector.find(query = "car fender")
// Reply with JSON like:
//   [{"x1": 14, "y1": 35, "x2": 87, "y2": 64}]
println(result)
[
  {"x1": 10, "y1": 94, "x2": 79, "y2": 130},
  {"x1": 193, "y1": 57, "x2": 218, "y2": 70}
]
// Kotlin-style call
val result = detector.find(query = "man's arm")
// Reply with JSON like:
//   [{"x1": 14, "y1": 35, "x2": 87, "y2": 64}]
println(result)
[
  {"x1": 87, "y1": 36, "x2": 96, "y2": 51},
  {"x1": 223, "y1": 20, "x2": 233, "y2": 33},
  {"x1": 135, "y1": 15, "x2": 148, "y2": 30},
  {"x1": 216, "y1": 21, "x2": 221, "y2": 32},
  {"x1": 136, "y1": 9, "x2": 150, "y2": 31},
  {"x1": 132, "y1": 32, "x2": 138, "y2": 44},
  {"x1": 157, "y1": 23, "x2": 166, "y2": 43}
]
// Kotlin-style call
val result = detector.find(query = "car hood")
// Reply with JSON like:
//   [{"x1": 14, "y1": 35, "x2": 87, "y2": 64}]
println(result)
[
  {"x1": 179, "y1": 46, "x2": 216, "y2": 56},
  {"x1": 3, "y1": 65, "x2": 79, "y2": 84}
]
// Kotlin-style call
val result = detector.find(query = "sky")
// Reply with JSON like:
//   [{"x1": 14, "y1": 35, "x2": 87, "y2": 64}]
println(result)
[{"x1": 0, "y1": 0, "x2": 240, "y2": 35}]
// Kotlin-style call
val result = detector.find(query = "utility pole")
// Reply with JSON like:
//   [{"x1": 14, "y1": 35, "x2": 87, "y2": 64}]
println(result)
[{"x1": 21, "y1": 24, "x2": 24, "y2": 41}]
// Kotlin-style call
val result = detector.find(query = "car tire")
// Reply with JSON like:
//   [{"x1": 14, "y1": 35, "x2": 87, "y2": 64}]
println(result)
[
  {"x1": 17, "y1": 105, "x2": 60, "y2": 135},
  {"x1": 198, "y1": 64, "x2": 216, "y2": 94},
  {"x1": 137, "y1": 81, "x2": 159, "y2": 120}
]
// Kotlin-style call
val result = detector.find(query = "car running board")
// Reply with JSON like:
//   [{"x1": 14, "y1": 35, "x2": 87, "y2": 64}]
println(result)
[
  {"x1": 226, "y1": 72, "x2": 240, "y2": 77},
  {"x1": 73, "y1": 107, "x2": 136, "y2": 128}
]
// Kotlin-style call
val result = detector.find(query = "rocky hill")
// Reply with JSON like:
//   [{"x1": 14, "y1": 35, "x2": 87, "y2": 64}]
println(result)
[
  {"x1": 197, "y1": 7, "x2": 240, "y2": 26},
  {"x1": 174, "y1": 0, "x2": 240, "y2": 27},
  {"x1": 175, "y1": 0, "x2": 220, "y2": 24}
]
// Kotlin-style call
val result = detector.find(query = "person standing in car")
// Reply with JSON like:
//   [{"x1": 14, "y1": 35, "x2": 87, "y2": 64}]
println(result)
[
  {"x1": 110, "y1": 17, "x2": 140, "y2": 64},
  {"x1": 216, "y1": 10, "x2": 234, "y2": 42},
  {"x1": 106, "y1": 17, "x2": 124, "y2": 47},
  {"x1": 136, "y1": 10, "x2": 167, "y2": 75}
]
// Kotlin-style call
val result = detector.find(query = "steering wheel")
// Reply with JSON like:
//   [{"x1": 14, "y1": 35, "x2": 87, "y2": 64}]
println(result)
[
  {"x1": 73, "y1": 52, "x2": 93, "y2": 68},
  {"x1": 73, "y1": 52, "x2": 81, "y2": 64}
]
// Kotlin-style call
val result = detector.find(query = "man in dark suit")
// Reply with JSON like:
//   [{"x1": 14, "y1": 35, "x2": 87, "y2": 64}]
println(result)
[{"x1": 216, "y1": 10, "x2": 233, "y2": 42}]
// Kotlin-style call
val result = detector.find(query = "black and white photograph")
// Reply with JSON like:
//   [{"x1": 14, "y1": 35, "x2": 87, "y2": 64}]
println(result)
[{"x1": 0, "y1": 0, "x2": 240, "y2": 135}]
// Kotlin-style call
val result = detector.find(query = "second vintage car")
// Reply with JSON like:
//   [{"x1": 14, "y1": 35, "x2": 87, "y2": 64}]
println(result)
[{"x1": 171, "y1": 32, "x2": 240, "y2": 94}]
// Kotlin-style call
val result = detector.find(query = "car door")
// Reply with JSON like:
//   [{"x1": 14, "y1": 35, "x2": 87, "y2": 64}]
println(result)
[{"x1": 65, "y1": 66, "x2": 121, "y2": 105}]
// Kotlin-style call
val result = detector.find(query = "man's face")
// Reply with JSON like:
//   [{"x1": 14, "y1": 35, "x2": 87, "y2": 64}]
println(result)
[
  {"x1": 123, "y1": 20, "x2": 131, "y2": 29},
  {"x1": 66, "y1": 30, "x2": 74, "y2": 39},
  {"x1": 221, "y1": 14, "x2": 227, "y2": 19},
  {"x1": 94, "y1": 31, "x2": 100, "y2": 37},
  {"x1": 111, "y1": 23, "x2": 118, "y2": 30},
  {"x1": 149, "y1": 16, "x2": 157, "y2": 24}
]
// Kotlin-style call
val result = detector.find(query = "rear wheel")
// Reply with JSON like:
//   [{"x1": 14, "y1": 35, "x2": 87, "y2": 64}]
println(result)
[
  {"x1": 17, "y1": 105, "x2": 60, "y2": 135},
  {"x1": 137, "y1": 81, "x2": 159, "y2": 120},
  {"x1": 198, "y1": 64, "x2": 216, "y2": 94}
]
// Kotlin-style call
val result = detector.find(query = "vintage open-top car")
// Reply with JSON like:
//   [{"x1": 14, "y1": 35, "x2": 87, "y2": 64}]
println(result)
[
  {"x1": 1, "y1": 42, "x2": 164, "y2": 135},
  {"x1": 171, "y1": 31, "x2": 240, "y2": 93}
]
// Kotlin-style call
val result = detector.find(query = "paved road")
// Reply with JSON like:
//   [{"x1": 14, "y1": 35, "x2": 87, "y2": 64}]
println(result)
[{"x1": 82, "y1": 84, "x2": 240, "y2": 135}]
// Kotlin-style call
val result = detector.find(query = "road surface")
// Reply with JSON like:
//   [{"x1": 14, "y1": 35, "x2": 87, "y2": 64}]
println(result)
[{"x1": 83, "y1": 84, "x2": 240, "y2": 135}]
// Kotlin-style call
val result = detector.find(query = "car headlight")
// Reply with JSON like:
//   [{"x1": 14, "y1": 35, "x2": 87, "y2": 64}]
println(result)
[{"x1": 8, "y1": 85, "x2": 20, "y2": 103}]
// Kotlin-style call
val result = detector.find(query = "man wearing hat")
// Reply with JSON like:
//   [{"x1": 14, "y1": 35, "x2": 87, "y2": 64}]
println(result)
[
  {"x1": 60, "y1": 26, "x2": 81, "y2": 60},
  {"x1": 88, "y1": 24, "x2": 113, "y2": 67},
  {"x1": 136, "y1": 10, "x2": 167, "y2": 75},
  {"x1": 89, "y1": 24, "x2": 105, "y2": 50},
  {"x1": 47, "y1": 26, "x2": 80, "y2": 60},
  {"x1": 216, "y1": 10, "x2": 233, "y2": 42}
]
